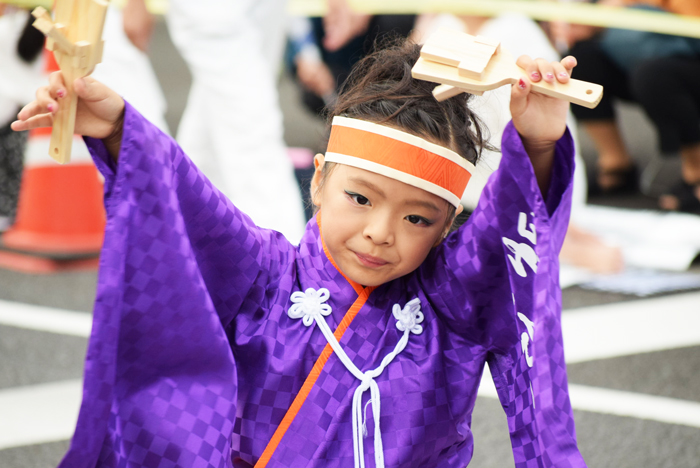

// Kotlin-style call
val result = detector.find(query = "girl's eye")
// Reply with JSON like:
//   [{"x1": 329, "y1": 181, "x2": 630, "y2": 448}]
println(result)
[
  {"x1": 345, "y1": 191, "x2": 370, "y2": 206},
  {"x1": 406, "y1": 215, "x2": 432, "y2": 226}
]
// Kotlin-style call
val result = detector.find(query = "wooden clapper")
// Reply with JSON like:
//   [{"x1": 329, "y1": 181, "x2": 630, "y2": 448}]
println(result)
[
  {"x1": 31, "y1": 0, "x2": 109, "y2": 164},
  {"x1": 412, "y1": 28, "x2": 603, "y2": 108}
]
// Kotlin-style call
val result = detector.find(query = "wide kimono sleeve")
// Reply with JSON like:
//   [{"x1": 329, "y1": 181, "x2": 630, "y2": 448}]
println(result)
[
  {"x1": 58, "y1": 103, "x2": 296, "y2": 468},
  {"x1": 421, "y1": 121, "x2": 586, "y2": 467}
]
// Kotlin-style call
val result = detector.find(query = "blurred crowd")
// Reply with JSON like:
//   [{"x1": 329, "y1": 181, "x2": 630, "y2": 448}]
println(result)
[{"x1": 1, "y1": 0, "x2": 700, "y2": 277}]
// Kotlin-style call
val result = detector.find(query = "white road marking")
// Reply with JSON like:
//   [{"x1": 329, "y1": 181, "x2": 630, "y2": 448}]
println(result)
[
  {"x1": 1, "y1": 293, "x2": 699, "y2": 450},
  {"x1": 0, "y1": 300, "x2": 91, "y2": 337},
  {"x1": 3, "y1": 293, "x2": 699, "y2": 360},
  {"x1": 478, "y1": 369, "x2": 700, "y2": 428},
  {"x1": 562, "y1": 291, "x2": 700, "y2": 363},
  {"x1": 0, "y1": 380, "x2": 82, "y2": 450},
  {"x1": 567, "y1": 384, "x2": 700, "y2": 428}
]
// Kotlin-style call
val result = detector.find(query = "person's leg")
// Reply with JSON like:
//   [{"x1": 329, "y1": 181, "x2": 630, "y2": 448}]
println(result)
[
  {"x1": 631, "y1": 56, "x2": 700, "y2": 212},
  {"x1": 568, "y1": 38, "x2": 637, "y2": 192},
  {"x1": 680, "y1": 143, "x2": 700, "y2": 184},
  {"x1": 174, "y1": 80, "x2": 220, "y2": 185},
  {"x1": 580, "y1": 120, "x2": 635, "y2": 189},
  {"x1": 658, "y1": 142, "x2": 700, "y2": 212},
  {"x1": 167, "y1": 0, "x2": 306, "y2": 242},
  {"x1": 92, "y1": 6, "x2": 170, "y2": 134},
  {"x1": 560, "y1": 224, "x2": 624, "y2": 274},
  {"x1": 0, "y1": 123, "x2": 26, "y2": 231}
]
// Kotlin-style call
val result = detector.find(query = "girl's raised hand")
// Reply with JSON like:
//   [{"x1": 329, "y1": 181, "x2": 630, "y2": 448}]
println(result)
[
  {"x1": 510, "y1": 55, "x2": 577, "y2": 147},
  {"x1": 510, "y1": 55, "x2": 577, "y2": 195},
  {"x1": 11, "y1": 72, "x2": 125, "y2": 157}
]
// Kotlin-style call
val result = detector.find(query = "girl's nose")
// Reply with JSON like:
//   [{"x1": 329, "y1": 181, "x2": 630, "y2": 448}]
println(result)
[{"x1": 363, "y1": 215, "x2": 395, "y2": 245}]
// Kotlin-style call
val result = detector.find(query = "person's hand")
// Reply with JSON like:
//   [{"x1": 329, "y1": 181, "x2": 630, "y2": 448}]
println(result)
[
  {"x1": 510, "y1": 55, "x2": 576, "y2": 194},
  {"x1": 510, "y1": 55, "x2": 577, "y2": 146},
  {"x1": 322, "y1": 0, "x2": 371, "y2": 52},
  {"x1": 295, "y1": 57, "x2": 335, "y2": 100},
  {"x1": 123, "y1": 0, "x2": 154, "y2": 52},
  {"x1": 11, "y1": 72, "x2": 125, "y2": 158}
]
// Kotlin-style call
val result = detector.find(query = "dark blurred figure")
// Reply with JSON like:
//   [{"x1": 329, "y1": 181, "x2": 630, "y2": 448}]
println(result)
[
  {"x1": 288, "y1": 1, "x2": 415, "y2": 116},
  {"x1": 0, "y1": 4, "x2": 44, "y2": 232},
  {"x1": 555, "y1": 0, "x2": 700, "y2": 214}
]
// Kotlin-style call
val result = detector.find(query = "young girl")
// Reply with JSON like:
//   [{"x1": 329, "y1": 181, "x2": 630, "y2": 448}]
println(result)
[{"x1": 13, "y1": 41, "x2": 585, "y2": 468}]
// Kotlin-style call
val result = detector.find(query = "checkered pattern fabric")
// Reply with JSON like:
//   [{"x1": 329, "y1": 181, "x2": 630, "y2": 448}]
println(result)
[{"x1": 62, "y1": 106, "x2": 586, "y2": 468}]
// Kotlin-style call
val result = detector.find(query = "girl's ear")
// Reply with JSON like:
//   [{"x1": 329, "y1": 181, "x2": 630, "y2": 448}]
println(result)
[
  {"x1": 310, "y1": 153, "x2": 326, "y2": 208},
  {"x1": 432, "y1": 204, "x2": 463, "y2": 247}
]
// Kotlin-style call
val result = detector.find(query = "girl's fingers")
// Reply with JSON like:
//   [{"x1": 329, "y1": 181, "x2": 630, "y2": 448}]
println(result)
[
  {"x1": 48, "y1": 71, "x2": 68, "y2": 99},
  {"x1": 561, "y1": 55, "x2": 577, "y2": 76},
  {"x1": 552, "y1": 61, "x2": 570, "y2": 83},
  {"x1": 17, "y1": 96, "x2": 55, "y2": 122},
  {"x1": 37, "y1": 85, "x2": 57, "y2": 107},
  {"x1": 12, "y1": 71, "x2": 72, "y2": 133},
  {"x1": 516, "y1": 55, "x2": 541, "y2": 81},
  {"x1": 20, "y1": 84, "x2": 57, "y2": 122},
  {"x1": 17, "y1": 101, "x2": 41, "y2": 121},
  {"x1": 534, "y1": 58, "x2": 555, "y2": 83},
  {"x1": 517, "y1": 55, "x2": 578, "y2": 84},
  {"x1": 516, "y1": 56, "x2": 555, "y2": 83},
  {"x1": 73, "y1": 76, "x2": 106, "y2": 102},
  {"x1": 510, "y1": 76, "x2": 531, "y2": 118},
  {"x1": 35, "y1": 86, "x2": 58, "y2": 116},
  {"x1": 11, "y1": 113, "x2": 53, "y2": 132}
]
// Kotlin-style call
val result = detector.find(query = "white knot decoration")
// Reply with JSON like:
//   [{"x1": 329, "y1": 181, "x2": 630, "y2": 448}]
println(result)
[
  {"x1": 392, "y1": 298, "x2": 424, "y2": 335},
  {"x1": 288, "y1": 287, "x2": 332, "y2": 327}
]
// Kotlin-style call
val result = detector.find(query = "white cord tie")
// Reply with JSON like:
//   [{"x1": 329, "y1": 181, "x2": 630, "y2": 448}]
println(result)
[
  {"x1": 287, "y1": 289, "x2": 424, "y2": 468},
  {"x1": 392, "y1": 298, "x2": 424, "y2": 335},
  {"x1": 288, "y1": 287, "x2": 332, "y2": 326}
]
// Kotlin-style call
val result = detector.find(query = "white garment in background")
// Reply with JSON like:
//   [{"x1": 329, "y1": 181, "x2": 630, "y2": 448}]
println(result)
[
  {"x1": 92, "y1": 5, "x2": 170, "y2": 134},
  {"x1": 573, "y1": 205, "x2": 700, "y2": 271},
  {"x1": 166, "y1": 0, "x2": 306, "y2": 244}
]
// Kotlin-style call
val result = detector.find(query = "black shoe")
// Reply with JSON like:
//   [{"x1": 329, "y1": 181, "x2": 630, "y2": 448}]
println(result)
[
  {"x1": 591, "y1": 164, "x2": 639, "y2": 195},
  {"x1": 659, "y1": 180, "x2": 700, "y2": 214}
]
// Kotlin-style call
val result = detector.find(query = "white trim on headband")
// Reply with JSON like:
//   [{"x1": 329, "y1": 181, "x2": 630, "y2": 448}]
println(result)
[
  {"x1": 325, "y1": 152, "x2": 462, "y2": 207},
  {"x1": 331, "y1": 116, "x2": 475, "y2": 175}
]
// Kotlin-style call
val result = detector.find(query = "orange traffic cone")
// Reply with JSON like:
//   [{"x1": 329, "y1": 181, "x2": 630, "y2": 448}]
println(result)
[
  {"x1": 0, "y1": 50, "x2": 106, "y2": 274},
  {"x1": 0, "y1": 126, "x2": 106, "y2": 273}
]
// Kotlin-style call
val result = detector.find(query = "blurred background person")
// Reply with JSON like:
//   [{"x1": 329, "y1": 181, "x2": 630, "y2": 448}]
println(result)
[
  {"x1": 288, "y1": 1, "x2": 416, "y2": 118},
  {"x1": 0, "y1": 3, "x2": 44, "y2": 232},
  {"x1": 91, "y1": 0, "x2": 170, "y2": 135},
  {"x1": 555, "y1": 0, "x2": 700, "y2": 215},
  {"x1": 165, "y1": 0, "x2": 306, "y2": 242}
]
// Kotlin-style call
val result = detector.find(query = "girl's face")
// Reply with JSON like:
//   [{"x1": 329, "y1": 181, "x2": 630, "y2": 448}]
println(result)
[{"x1": 311, "y1": 155, "x2": 461, "y2": 287}]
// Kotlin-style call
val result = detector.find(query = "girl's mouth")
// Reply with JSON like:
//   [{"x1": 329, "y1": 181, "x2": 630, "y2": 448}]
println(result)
[{"x1": 354, "y1": 252, "x2": 388, "y2": 268}]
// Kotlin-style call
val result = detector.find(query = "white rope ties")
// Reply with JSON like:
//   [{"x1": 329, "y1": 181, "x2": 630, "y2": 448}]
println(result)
[
  {"x1": 288, "y1": 287, "x2": 332, "y2": 326},
  {"x1": 288, "y1": 289, "x2": 424, "y2": 468},
  {"x1": 392, "y1": 298, "x2": 424, "y2": 335}
]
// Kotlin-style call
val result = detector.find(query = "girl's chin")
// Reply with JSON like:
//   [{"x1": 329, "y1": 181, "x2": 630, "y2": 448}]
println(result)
[{"x1": 343, "y1": 265, "x2": 397, "y2": 288}]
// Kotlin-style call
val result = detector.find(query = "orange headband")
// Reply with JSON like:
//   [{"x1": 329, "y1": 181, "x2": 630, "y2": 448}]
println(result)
[{"x1": 325, "y1": 116, "x2": 474, "y2": 207}]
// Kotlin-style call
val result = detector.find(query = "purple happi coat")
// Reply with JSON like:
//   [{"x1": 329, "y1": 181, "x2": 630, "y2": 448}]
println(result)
[{"x1": 60, "y1": 102, "x2": 586, "y2": 468}]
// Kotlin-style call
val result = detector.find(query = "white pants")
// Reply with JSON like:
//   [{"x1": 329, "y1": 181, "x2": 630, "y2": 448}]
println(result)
[
  {"x1": 167, "y1": 0, "x2": 306, "y2": 243},
  {"x1": 93, "y1": 6, "x2": 170, "y2": 135}
]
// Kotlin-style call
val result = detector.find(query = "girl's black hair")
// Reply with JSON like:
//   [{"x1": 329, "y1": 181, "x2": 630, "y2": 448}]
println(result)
[
  {"x1": 328, "y1": 37, "x2": 493, "y2": 166},
  {"x1": 17, "y1": 10, "x2": 46, "y2": 63}
]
